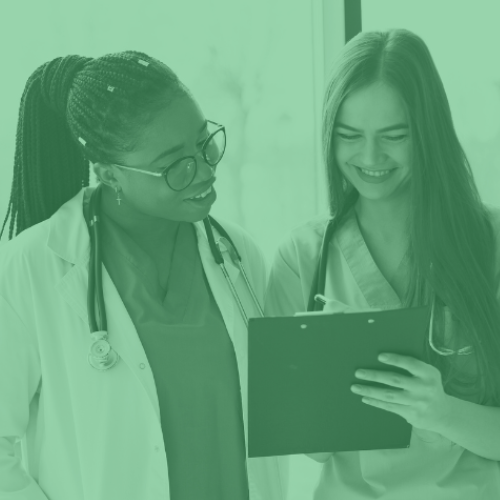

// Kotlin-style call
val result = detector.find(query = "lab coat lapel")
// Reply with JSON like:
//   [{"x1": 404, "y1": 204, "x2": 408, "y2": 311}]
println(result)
[
  {"x1": 192, "y1": 221, "x2": 250, "y2": 448},
  {"x1": 48, "y1": 188, "x2": 162, "y2": 422},
  {"x1": 193, "y1": 221, "x2": 241, "y2": 335}
]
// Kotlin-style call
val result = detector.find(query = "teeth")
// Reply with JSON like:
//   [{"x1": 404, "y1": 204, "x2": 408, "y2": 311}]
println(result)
[
  {"x1": 189, "y1": 186, "x2": 212, "y2": 200},
  {"x1": 360, "y1": 168, "x2": 393, "y2": 177}
]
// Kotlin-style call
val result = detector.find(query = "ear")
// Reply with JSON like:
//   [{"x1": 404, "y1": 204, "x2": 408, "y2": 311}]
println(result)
[{"x1": 92, "y1": 162, "x2": 119, "y2": 190}]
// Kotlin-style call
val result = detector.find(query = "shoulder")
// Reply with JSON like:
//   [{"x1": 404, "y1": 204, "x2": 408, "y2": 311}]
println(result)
[
  {"x1": 483, "y1": 203, "x2": 500, "y2": 281},
  {"x1": 274, "y1": 213, "x2": 330, "y2": 268},
  {"x1": 0, "y1": 220, "x2": 54, "y2": 303},
  {"x1": 0, "y1": 221, "x2": 51, "y2": 271},
  {"x1": 483, "y1": 203, "x2": 500, "y2": 255},
  {"x1": 211, "y1": 216, "x2": 259, "y2": 253},
  {"x1": 210, "y1": 216, "x2": 263, "y2": 260},
  {"x1": 484, "y1": 203, "x2": 500, "y2": 230},
  {"x1": 208, "y1": 216, "x2": 268, "y2": 278}
]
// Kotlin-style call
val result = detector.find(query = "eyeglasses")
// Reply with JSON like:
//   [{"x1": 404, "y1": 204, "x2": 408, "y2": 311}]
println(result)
[{"x1": 109, "y1": 120, "x2": 226, "y2": 191}]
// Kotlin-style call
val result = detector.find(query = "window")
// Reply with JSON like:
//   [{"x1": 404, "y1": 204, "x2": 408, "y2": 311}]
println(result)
[
  {"x1": 0, "y1": 0, "x2": 324, "y2": 260},
  {"x1": 362, "y1": 0, "x2": 500, "y2": 206}
]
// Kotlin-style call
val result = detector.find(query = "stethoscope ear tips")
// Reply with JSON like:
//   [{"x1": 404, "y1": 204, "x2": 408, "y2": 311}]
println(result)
[{"x1": 217, "y1": 236, "x2": 240, "y2": 266}]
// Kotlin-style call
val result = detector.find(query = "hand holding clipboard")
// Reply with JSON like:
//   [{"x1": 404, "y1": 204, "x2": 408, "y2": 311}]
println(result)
[
  {"x1": 248, "y1": 302, "x2": 433, "y2": 458},
  {"x1": 314, "y1": 298, "x2": 453, "y2": 450}
]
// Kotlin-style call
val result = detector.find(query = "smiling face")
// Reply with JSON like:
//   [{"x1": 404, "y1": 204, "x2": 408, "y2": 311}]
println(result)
[
  {"x1": 95, "y1": 94, "x2": 219, "y2": 223},
  {"x1": 333, "y1": 81, "x2": 412, "y2": 203}
]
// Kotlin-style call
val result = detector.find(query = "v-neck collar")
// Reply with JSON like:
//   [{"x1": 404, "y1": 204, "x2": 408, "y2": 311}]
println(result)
[
  {"x1": 162, "y1": 223, "x2": 199, "y2": 321},
  {"x1": 101, "y1": 211, "x2": 159, "y2": 291},
  {"x1": 100, "y1": 212, "x2": 196, "y2": 313},
  {"x1": 336, "y1": 209, "x2": 404, "y2": 309}
]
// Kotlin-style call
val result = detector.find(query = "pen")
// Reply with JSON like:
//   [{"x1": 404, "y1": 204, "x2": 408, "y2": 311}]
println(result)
[{"x1": 314, "y1": 294, "x2": 327, "y2": 306}]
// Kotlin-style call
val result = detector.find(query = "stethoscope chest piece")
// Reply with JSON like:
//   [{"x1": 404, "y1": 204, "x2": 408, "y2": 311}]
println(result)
[{"x1": 88, "y1": 330, "x2": 120, "y2": 371}]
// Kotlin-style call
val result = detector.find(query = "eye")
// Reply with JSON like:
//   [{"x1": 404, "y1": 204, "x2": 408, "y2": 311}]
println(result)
[
  {"x1": 158, "y1": 157, "x2": 181, "y2": 172},
  {"x1": 197, "y1": 135, "x2": 209, "y2": 147},
  {"x1": 384, "y1": 135, "x2": 407, "y2": 142},
  {"x1": 337, "y1": 133, "x2": 361, "y2": 141}
]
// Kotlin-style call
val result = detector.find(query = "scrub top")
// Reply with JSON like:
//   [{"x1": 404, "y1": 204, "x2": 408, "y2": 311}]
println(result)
[
  {"x1": 265, "y1": 205, "x2": 500, "y2": 500},
  {"x1": 83, "y1": 188, "x2": 249, "y2": 500}
]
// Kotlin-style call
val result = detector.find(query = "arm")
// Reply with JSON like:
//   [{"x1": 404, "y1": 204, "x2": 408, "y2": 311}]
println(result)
[
  {"x1": 433, "y1": 208, "x2": 500, "y2": 460},
  {"x1": 435, "y1": 394, "x2": 500, "y2": 461},
  {"x1": 0, "y1": 295, "x2": 49, "y2": 499},
  {"x1": 264, "y1": 245, "x2": 305, "y2": 318},
  {"x1": 352, "y1": 353, "x2": 500, "y2": 461}
]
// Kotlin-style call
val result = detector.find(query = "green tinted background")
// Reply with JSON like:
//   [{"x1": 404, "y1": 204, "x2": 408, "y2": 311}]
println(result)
[{"x1": 1, "y1": 0, "x2": 499, "y2": 497}]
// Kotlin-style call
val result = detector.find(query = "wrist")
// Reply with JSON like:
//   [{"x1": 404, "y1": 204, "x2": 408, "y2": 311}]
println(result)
[{"x1": 432, "y1": 393, "x2": 458, "y2": 436}]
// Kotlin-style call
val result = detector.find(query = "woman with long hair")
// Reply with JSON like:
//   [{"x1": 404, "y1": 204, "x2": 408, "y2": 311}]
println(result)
[
  {"x1": 265, "y1": 29, "x2": 500, "y2": 498},
  {"x1": 0, "y1": 51, "x2": 287, "y2": 500}
]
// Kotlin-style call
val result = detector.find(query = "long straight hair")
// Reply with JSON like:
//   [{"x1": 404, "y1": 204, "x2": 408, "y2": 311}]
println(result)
[{"x1": 322, "y1": 29, "x2": 500, "y2": 405}]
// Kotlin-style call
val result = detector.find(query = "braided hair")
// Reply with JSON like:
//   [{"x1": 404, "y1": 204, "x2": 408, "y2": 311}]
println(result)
[{"x1": 1, "y1": 50, "x2": 187, "y2": 240}]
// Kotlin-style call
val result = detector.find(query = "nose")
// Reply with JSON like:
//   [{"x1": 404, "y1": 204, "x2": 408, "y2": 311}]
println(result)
[
  {"x1": 194, "y1": 153, "x2": 216, "y2": 183},
  {"x1": 358, "y1": 138, "x2": 385, "y2": 167}
]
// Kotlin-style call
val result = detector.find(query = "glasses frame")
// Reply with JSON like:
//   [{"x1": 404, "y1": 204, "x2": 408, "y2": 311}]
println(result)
[{"x1": 109, "y1": 120, "x2": 226, "y2": 191}]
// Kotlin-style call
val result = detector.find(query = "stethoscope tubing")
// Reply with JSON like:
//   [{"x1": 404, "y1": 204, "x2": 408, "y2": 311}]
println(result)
[
  {"x1": 309, "y1": 216, "x2": 473, "y2": 357},
  {"x1": 204, "y1": 215, "x2": 264, "y2": 325},
  {"x1": 86, "y1": 185, "x2": 263, "y2": 370},
  {"x1": 237, "y1": 262, "x2": 265, "y2": 318},
  {"x1": 88, "y1": 184, "x2": 108, "y2": 332}
]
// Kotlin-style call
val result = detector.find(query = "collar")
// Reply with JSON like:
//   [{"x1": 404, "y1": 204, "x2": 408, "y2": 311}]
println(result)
[
  {"x1": 46, "y1": 187, "x2": 240, "y2": 283},
  {"x1": 47, "y1": 188, "x2": 90, "y2": 265}
]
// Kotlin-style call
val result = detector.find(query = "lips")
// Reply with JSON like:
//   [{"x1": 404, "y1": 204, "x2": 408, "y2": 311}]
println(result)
[
  {"x1": 352, "y1": 164, "x2": 397, "y2": 184},
  {"x1": 355, "y1": 166, "x2": 395, "y2": 176},
  {"x1": 184, "y1": 179, "x2": 215, "y2": 201}
]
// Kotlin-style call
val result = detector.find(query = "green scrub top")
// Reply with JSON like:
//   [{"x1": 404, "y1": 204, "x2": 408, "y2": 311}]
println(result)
[{"x1": 83, "y1": 187, "x2": 249, "y2": 500}]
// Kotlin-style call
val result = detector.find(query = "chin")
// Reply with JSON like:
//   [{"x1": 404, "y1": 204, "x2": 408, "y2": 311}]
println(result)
[
  {"x1": 184, "y1": 209, "x2": 212, "y2": 223},
  {"x1": 357, "y1": 189, "x2": 395, "y2": 201}
]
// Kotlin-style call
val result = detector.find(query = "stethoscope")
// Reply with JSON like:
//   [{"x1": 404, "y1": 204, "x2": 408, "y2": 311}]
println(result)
[
  {"x1": 86, "y1": 184, "x2": 264, "y2": 371},
  {"x1": 307, "y1": 218, "x2": 473, "y2": 357}
]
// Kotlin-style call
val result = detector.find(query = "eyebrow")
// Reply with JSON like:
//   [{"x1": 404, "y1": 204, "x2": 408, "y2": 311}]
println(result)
[
  {"x1": 335, "y1": 122, "x2": 409, "y2": 133},
  {"x1": 151, "y1": 120, "x2": 208, "y2": 164}
]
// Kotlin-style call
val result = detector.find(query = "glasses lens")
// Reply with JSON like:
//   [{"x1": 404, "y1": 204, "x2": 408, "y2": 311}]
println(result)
[
  {"x1": 204, "y1": 129, "x2": 226, "y2": 166},
  {"x1": 166, "y1": 159, "x2": 196, "y2": 190}
]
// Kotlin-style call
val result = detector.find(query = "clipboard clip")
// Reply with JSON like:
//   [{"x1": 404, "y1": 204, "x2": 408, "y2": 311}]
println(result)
[{"x1": 311, "y1": 294, "x2": 382, "y2": 314}]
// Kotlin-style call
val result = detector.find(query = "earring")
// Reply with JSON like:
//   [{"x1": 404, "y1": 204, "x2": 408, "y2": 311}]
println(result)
[{"x1": 115, "y1": 187, "x2": 122, "y2": 206}]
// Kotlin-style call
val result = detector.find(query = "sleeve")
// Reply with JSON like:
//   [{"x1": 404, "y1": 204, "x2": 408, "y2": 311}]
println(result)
[
  {"x1": 240, "y1": 232, "x2": 268, "y2": 306},
  {"x1": 0, "y1": 295, "x2": 48, "y2": 500},
  {"x1": 264, "y1": 238, "x2": 306, "y2": 317}
]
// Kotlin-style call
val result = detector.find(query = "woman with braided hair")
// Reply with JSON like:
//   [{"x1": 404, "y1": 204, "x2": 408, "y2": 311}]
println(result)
[{"x1": 0, "y1": 52, "x2": 287, "y2": 500}]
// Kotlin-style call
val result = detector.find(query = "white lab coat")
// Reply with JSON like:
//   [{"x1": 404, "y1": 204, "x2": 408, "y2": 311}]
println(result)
[{"x1": 0, "y1": 187, "x2": 288, "y2": 500}]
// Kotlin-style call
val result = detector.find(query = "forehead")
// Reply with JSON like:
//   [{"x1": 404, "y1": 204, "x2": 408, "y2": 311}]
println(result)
[
  {"x1": 336, "y1": 82, "x2": 407, "y2": 129},
  {"x1": 127, "y1": 96, "x2": 205, "y2": 161}
]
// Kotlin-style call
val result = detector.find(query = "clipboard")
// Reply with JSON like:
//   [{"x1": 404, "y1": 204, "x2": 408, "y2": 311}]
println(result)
[{"x1": 248, "y1": 306, "x2": 430, "y2": 458}]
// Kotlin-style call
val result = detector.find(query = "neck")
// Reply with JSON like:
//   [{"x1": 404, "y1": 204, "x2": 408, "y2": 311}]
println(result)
[
  {"x1": 99, "y1": 184, "x2": 181, "y2": 244},
  {"x1": 355, "y1": 192, "x2": 410, "y2": 243}
]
